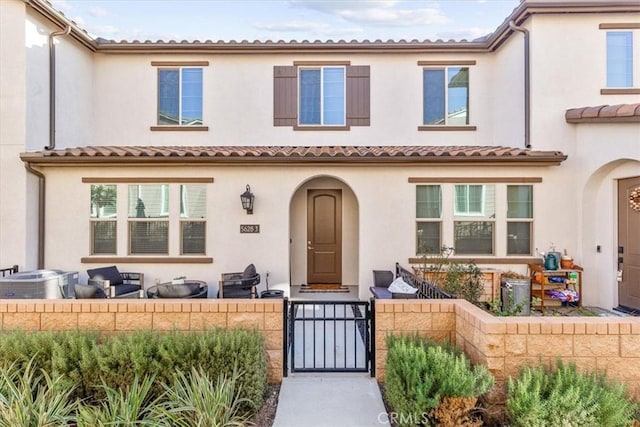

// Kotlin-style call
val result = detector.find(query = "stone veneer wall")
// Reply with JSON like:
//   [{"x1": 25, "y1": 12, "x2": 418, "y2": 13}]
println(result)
[
  {"x1": 375, "y1": 299, "x2": 640, "y2": 401},
  {"x1": 0, "y1": 299, "x2": 284, "y2": 383}
]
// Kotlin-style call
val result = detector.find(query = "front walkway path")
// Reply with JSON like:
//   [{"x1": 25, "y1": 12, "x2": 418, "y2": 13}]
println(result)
[{"x1": 272, "y1": 373, "x2": 389, "y2": 427}]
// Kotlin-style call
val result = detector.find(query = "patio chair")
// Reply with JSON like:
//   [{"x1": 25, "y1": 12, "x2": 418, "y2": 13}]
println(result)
[
  {"x1": 218, "y1": 264, "x2": 260, "y2": 298},
  {"x1": 86, "y1": 265, "x2": 144, "y2": 298},
  {"x1": 369, "y1": 269, "x2": 394, "y2": 299}
]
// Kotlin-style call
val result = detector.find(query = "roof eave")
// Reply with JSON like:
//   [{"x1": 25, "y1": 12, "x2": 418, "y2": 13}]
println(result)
[
  {"x1": 25, "y1": 0, "x2": 97, "y2": 51},
  {"x1": 19, "y1": 153, "x2": 567, "y2": 166}
]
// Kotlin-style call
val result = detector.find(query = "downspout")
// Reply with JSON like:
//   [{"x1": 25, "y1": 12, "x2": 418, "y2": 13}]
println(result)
[
  {"x1": 46, "y1": 25, "x2": 71, "y2": 151},
  {"x1": 24, "y1": 163, "x2": 45, "y2": 269},
  {"x1": 509, "y1": 21, "x2": 531, "y2": 149}
]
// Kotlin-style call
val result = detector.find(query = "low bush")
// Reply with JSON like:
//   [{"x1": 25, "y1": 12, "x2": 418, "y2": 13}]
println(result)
[
  {"x1": 0, "y1": 359, "x2": 77, "y2": 426},
  {"x1": 0, "y1": 328, "x2": 267, "y2": 414},
  {"x1": 507, "y1": 360, "x2": 639, "y2": 427},
  {"x1": 385, "y1": 334, "x2": 494, "y2": 426}
]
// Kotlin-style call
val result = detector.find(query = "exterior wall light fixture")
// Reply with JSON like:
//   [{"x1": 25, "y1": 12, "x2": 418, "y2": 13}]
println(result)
[{"x1": 240, "y1": 184, "x2": 255, "y2": 214}]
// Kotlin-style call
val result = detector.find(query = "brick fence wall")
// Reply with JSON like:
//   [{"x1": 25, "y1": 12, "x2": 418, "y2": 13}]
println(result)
[
  {"x1": 375, "y1": 299, "x2": 640, "y2": 401},
  {"x1": 0, "y1": 299, "x2": 284, "y2": 383}
]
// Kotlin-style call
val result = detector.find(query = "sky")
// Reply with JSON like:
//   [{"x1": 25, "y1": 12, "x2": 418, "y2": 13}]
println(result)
[{"x1": 49, "y1": 0, "x2": 522, "y2": 43}]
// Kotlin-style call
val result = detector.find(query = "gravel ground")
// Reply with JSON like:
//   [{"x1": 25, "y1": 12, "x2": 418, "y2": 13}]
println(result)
[{"x1": 252, "y1": 383, "x2": 281, "y2": 427}]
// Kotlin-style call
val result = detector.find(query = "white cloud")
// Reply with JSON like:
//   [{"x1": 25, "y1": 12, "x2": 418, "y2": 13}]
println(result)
[
  {"x1": 288, "y1": 0, "x2": 449, "y2": 27},
  {"x1": 50, "y1": 0, "x2": 73, "y2": 15},
  {"x1": 253, "y1": 20, "x2": 363, "y2": 40},
  {"x1": 437, "y1": 27, "x2": 493, "y2": 41},
  {"x1": 88, "y1": 6, "x2": 109, "y2": 18}
]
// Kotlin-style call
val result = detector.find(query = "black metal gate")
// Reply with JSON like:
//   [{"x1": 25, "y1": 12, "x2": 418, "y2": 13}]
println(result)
[{"x1": 283, "y1": 298, "x2": 375, "y2": 376}]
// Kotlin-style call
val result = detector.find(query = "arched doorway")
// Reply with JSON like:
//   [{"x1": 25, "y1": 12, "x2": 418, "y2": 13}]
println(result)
[{"x1": 289, "y1": 176, "x2": 359, "y2": 290}]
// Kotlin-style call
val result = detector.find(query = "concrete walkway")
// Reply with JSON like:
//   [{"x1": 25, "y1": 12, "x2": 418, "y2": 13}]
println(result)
[
  {"x1": 273, "y1": 298, "x2": 389, "y2": 426},
  {"x1": 272, "y1": 373, "x2": 389, "y2": 427}
]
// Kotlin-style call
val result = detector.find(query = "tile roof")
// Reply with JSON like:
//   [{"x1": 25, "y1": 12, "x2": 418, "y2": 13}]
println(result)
[
  {"x1": 565, "y1": 103, "x2": 640, "y2": 123},
  {"x1": 20, "y1": 146, "x2": 567, "y2": 165}
]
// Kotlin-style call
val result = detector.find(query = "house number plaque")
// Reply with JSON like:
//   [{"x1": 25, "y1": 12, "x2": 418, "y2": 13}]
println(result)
[{"x1": 240, "y1": 224, "x2": 260, "y2": 233}]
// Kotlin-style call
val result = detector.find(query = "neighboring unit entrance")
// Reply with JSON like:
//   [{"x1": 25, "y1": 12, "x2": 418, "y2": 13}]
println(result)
[
  {"x1": 618, "y1": 176, "x2": 640, "y2": 311},
  {"x1": 307, "y1": 190, "x2": 342, "y2": 285}
]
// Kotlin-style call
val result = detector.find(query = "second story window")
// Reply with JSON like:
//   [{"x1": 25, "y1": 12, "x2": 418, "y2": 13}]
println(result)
[
  {"x1": 606, "y1": 31, "x2": 633, "y2": 88},
  {"x1": 423, "y1": 67, "x2": 469, "y2": 126},
  {"x1": 299, "y1": 67, "x2": 346, "y2": 126},
  {"x1": 157, "y1": 68, "x2": 203, "y2": 126},
  {"x1": 274, "y1": 62, "x2": 370, "y2": 129}
]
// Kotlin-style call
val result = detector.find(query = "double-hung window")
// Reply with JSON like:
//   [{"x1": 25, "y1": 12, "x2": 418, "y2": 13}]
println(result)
[
  {"x1": 88, "y1": 181, "x2": 208, "y2": 257},
  {"x1": 416, "y1": 185, "x2": 442, "y2": 255},
  {"x1": 600, "y1": 24, "x2": 639, "y2": 93},
  {"x1": 180, "y1": 185, "x2": 207, "y2": 255},
  {"x1": 423, "y1": 66, "x2": 470, "y2": 126},
  {"x1": 299, "y1": 67, "x2": 346, "y2": 126},
  {"x1": 606, "y1": 31, "x2": 633, "y2": 88},
  {"x1": 90, "y1": 185, "x2": 117, "y2": 255},
  {"x1": 507, "y1": 185, "x2": 533, "y2": 255},
  {"x1": 157, "y1": 67, "x2": 203, "y2": 126}
]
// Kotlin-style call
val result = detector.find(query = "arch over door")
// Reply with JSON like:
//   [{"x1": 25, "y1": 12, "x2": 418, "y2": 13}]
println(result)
[
  {"x1": 618, "y1": 176, "x2": 640, "y2": 311},
  {"x1": 307, "y1": 190, "x2": 342, "y2": 284}
]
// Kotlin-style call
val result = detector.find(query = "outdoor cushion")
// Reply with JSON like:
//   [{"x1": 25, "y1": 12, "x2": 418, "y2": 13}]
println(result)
[
  {"x1": 87, "y1": 265, "x2": 123, "y2": 286},
  {"x1": 74, "y1": 284, "x2": 107, "y2": 299},
  {"x1": 156, "y1": 283, "x2": 201, "y2": 298}
]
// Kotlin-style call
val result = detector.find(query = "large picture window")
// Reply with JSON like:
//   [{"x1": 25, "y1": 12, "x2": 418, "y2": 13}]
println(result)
[
  {"x1": 158, "y1": 68, "x2": 203, "y2": 125},
  {"x1": 423, "y1": 67, "x2": 469, "y2": 126},
  {"x1": 299, "y1": 67, "x2": 345, "y2": 126}
]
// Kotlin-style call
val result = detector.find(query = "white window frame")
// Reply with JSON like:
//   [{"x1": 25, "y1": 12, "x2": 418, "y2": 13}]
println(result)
[
  {"x1": 414, "y1": 183, "x2": 535, "y2": 257},
  {"x1": 423, "y1": 66, "x2": 470, "y2": 126},
  {"x1": 298, "y1": 66, "x2": 346, "y2": 126},
  {"x1": 157, "y1": 67, "x2": 203, "y2": 126}
]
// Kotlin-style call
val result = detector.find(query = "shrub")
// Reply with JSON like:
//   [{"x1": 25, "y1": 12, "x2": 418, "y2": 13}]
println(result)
[
  {"x1": 0, "y1": 328, "x2": 267, "y2": 414},
  {"x1": 419, "y1": 246, "x2": 484, "y2": 305},
  {"x1": 76, "y1": 374, "x2": 163, "y2": 427},
  {"x1": 507, "y1": 360, "x2": 639, "y2": 427},
  {"x1": 152, "y1": 367, "x2": 253, "y2": 427},
  {"x1": 0, "y1": 359, "x2": 77, "y2": 426},
  {"x1": 385, "y1": 334, "x2": 494, "y2": 426}
]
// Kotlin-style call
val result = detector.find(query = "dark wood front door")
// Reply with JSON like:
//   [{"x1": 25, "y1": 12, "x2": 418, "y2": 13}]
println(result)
[
  {"x1": 618, "y1": 176, "x2": 640, "y2": 310},
  {"x1": 307, "y1": 190, "x2": 342, "y2": 284}
]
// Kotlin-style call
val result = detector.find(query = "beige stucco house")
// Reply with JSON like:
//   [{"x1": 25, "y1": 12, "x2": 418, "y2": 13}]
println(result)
[{"x1": 0, "y1": 0, "x2": 638, "y2": 310}]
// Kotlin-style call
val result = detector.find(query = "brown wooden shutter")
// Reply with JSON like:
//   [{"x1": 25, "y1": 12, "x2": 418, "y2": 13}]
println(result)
[
  {"x1": 346, "y1": 65, "x2": 370, "y2": 127},
  {"x1": 273, "y1": 66, "x2": 297, "y2": 126}
]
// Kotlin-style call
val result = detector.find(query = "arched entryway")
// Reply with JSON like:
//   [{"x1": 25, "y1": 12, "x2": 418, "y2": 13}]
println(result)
[{"x1": 289, "y1": 176, "x2": 359, "y2": 290}]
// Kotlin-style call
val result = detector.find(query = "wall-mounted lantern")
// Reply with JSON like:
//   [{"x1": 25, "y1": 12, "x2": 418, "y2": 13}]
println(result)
[{"x1": 240, "y1": 184, "x2": 255, "y2": 214}]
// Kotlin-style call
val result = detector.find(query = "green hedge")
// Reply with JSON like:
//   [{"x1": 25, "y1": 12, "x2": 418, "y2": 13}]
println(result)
[
  {"x1": 0, "y1": 328, "x2": 267, "y2": 412},
  {"x1": 507, "y1": 360, "x2": 638, "y2": 427},
  {"x1": 385, "y1": 334, "x2": 494, "y2": 426}
]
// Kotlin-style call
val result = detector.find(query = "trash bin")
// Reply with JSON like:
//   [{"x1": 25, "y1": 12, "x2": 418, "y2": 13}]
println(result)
[
  {"x1": 260, "y1": 289, "x2": 284, "y2": 299},
  {"x1": 501, "y1": 279, "x2": 531, "y2": 316}
]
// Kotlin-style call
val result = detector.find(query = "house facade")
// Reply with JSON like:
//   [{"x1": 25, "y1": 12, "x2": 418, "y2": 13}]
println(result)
[{"x1": 0, "y1": 0, "x2": 638, "y2": 309}]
